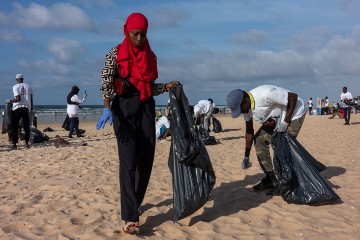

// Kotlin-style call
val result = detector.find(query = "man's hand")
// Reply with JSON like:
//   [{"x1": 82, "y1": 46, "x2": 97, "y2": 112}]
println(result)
[
  {"x1": 276, "y1": 121, "x2": 289, "y2": 132},
  {"x1": 96, "y1": 108, "x2": 112, "y2": 130},
  {"x1": 241, "y1": 157, "x2": 251, "y2": 169}
]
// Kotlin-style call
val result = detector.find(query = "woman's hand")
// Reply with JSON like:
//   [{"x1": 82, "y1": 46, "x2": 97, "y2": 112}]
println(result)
[{"x1": 165, "y1": 81, "x2": 179, "y2": 91}]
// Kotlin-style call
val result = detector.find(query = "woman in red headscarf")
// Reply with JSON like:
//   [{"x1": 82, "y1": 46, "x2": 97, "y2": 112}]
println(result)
[{"x1": 96, "y1": 13, "x2": 178, "y2": 234}]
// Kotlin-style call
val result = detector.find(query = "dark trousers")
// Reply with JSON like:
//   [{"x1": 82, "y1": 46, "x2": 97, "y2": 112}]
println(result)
[
  {"x1": 343, "y1": 107, "x2": 351, "y2": 123},
  {"x1": 112, "y1": 92, "x2": 156, "y2": 222},
  {"x1": 68, "y1": 117, "x2": 80, "y2": 137},
  {"x1": 12, "y1": 107, "x2": 30, "y2": 144}
]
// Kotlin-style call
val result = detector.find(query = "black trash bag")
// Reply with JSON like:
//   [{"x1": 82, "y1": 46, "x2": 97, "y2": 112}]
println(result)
[
  {"x1": 272, "y1": 132, "x2": 340, "y2": 205},
  {"x1": 30, "y1": 127, "x2": 50, "y2": 144},
  {"x1": 212, "y1": 116, "x2": 223, "y2": 133},
  {"x1": 2, "y1": 102, "x2": 13, "y2": 134},
  {"x1": 62, "y1": 115, "x2": 70, "y2": 131},
  {"x1": 199, "y1": 127, "x2": 217, "y2": 145},
  {"x1": 168, "y1": 84, "x2": 216, "y2": 221}
]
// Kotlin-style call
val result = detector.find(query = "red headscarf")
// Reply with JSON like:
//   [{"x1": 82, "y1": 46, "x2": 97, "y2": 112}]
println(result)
[{"x1": 116, "y1": 13, "x2": 158, "y2": 102}]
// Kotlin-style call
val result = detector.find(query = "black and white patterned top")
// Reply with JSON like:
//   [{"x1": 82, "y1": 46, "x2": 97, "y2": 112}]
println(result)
[{"x1": 100, "y1": 46, "x2": 167, "y2": 100}]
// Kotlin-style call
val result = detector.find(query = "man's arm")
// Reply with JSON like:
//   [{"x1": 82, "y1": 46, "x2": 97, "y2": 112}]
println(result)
[
  {"x1": 244, "y1": 119, "x2": 254, "y2": 157},
  {"x1": 284, "y1": 92, "x2": 298, "y2": 124}
]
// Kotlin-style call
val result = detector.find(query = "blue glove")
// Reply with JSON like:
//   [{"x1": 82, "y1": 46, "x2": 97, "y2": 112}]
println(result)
[
  {"x1": 241, "y1": 157, "x2": 251, "y2": 169},
  {"x1": 96, "y1": 108, "x2": 112, "y2": 130}
]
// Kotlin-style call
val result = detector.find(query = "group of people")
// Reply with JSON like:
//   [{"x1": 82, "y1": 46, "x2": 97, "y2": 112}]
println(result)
[
  {"x1": 4, "y1": 12, "x2": 349, "y2": 235},
  {"x1": 92, "y1": 12, "x2": 312, "y2": 234},
  {"x1": 307, "y1": 86, "x2": 355, "y2": 125}
]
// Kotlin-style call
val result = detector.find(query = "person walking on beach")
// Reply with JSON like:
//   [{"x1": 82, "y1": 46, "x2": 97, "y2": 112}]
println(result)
[
  {"x1": 340, "y1": 86, "x2": 353, "y2": 125},
  {"x1": 66, "y1": 85, "x2": 87, "y2": 138},
  {"x1": 6, "y1": 74, "x2": 33, "y2": 149},
  {"x1": 95, "y1": 12, "x2": 178, "y2": 234},
  {"x1": 226, "y1": 85, "x2": 307, "y2": 195}
]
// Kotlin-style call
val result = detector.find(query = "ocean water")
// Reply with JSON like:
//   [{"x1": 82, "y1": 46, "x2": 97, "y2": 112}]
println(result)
[{"x1": 0, "y1": 104, "x2": 170, "y2": 123}]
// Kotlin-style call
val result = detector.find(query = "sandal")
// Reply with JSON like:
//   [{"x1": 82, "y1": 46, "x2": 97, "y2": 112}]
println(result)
[{"x1": 123, "y1": 221, "x2": 139, "y2": 234}]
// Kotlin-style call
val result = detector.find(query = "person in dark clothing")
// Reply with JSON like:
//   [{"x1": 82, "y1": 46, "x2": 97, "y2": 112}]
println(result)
[
  {"x1": 6, "y1": 74, "x2": 33, "y2": 149},
  {"x1": 96, "y1": 12, "x2": 178, "y2": 234}
]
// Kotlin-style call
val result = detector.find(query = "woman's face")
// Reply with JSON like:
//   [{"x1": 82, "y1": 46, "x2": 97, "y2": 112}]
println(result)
[{"x1": 128, "y1": 29, "x2": 147, "y2": 48}]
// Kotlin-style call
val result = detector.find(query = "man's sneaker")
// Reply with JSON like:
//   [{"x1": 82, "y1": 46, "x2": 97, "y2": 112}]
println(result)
[
  {"x1": 253, "y1": 175, "x2": 276, "y2": 191},
  {"x1": 11, "y1": 144, "x2": 17, "y2": 150}
]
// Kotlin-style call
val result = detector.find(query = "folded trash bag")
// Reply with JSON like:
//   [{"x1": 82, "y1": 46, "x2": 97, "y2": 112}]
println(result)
[
  {"x1": 2, "y1": 102, "x2": 13, "y2": 134},
  {"x1": 30, "y1": 127, "x2": 50, "y2": 144},
  {"x1": 168, "y1": 84, "x2": 216, "y2": 221},
  {"x1": 272, "y1": 132, "x2": 340, "y2": 205}
]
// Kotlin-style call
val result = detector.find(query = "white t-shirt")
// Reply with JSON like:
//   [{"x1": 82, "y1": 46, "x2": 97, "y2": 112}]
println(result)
[
  {"x1": 12, "y1": 83, "x2": 32, "y2": 110},
  {"x1": 155, "y1": 116, "x2": 170, "y2": 138},
  {"x1": 67, "y1": 94, "x2": 86, "y2": 118},
  {"x1": 340, "y1": 92, "x2": 353, "y2": 107},
  {"x1": 308, "y1": 99, "x2": 313, "y2": 108},
  {"x1": 193, "y1": 100, "x2": 213, "y2": 117},
  {"x1": 243, "y1": 85, "x2": 307, "y2": 127}
]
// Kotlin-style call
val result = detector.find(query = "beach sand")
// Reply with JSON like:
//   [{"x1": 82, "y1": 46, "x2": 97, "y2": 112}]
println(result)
[{"x1": 0, "y1": 114, "x2": 359, "y2": 239}]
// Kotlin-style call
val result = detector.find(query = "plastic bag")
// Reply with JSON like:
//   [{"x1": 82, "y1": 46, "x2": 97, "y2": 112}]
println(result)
[
  {"x1": 272, "y1": 132, "x2": 340, "y2": 205},
  {"x1": 168, "y1": 84, "x2": 216, "y2": 221},
  {"x1": 199, "y1": 127, "x2": 217, "y2": 145},
  {"x1": 212, "y1": 116, "x2": 223, "y2": 133},
  {"x1": 1, "y1": 102, "x2": 12, "y2": 134}
]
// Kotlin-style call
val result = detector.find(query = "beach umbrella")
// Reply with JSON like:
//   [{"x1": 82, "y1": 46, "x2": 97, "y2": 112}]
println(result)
[{"x1": 168, "y1": 84, "x2": 216, "y2": 221}]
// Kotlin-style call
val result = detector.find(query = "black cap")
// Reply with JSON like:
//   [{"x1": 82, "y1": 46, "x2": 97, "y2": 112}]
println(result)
[{"x1": 71, "y1": 86, "x2": 80, "y2": 93}]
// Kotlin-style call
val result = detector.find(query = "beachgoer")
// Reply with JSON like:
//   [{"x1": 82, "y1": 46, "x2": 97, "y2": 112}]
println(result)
[
  {"x1": 340, "y1": 86, "x2": 353, "y2": 125},
  {"x1": 155, "y1": 114, "x2": 171, "y2": 140},
  {"x1": 193, "y1": 99, "x2": 214, "y2": 132},
  {"x1": 95, "y1": 12, "x2": 178, "y2": 234},
  {"x1": 66, "y1": 86, "x2": 87, "y2": 138},
  {"x1": 226, "y1": 85, "x2": 307, "y2": 195},
  {"x1": 325, "y1": 96, "x2": 329, "y2": 115},
  {"x1": 6, "y1": 74, "x2": 33, "y2": 149},
  {"x1": 308, "y1": 97, "x2": 313, "y2": 115}
]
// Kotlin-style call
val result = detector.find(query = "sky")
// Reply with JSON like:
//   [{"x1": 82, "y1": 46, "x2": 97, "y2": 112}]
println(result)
[{"x1": 1, "y1": 0, "x2": 360, "y2": 106}]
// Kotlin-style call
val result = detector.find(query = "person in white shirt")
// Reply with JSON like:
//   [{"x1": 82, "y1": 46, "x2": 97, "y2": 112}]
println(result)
[
  {"x1": 308, "y1": 97, "x2": 313, "y2": 115},
  {"x1": 6, "y1": 74, "x2": 33, "y2": 149},
  {"x1": 193, "y1": 99, "x2": 214, "y2": 131},
  {"x1": 155, "y1": 114, "x2": 171, "y2": 140},
  {"x1": 227, "y1": 85, "x2": 307, "y2": 195},
  {"x1": 340, "y1": 86, "x2": 353, "y2": 125},
  {"x1": 66, "y1": 85, "x2": 87, "y2": 138}
]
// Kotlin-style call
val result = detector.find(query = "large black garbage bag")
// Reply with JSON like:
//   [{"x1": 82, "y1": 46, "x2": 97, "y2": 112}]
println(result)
[
  {"x1": 272, "y1": 132, "x2": 340, "y2": 205},
  {"x1": 2, "y1": 102, "x2": 13, "y2": 134},
  {"x1": 212, "y1": 116, "x2": 223, "y2": 133},
  {"x1": 199, "y1": 127, "x2": 217, "y2": 145},
  {"x1": 168, "y1": 84, "x2": 216, "y2": 221}
]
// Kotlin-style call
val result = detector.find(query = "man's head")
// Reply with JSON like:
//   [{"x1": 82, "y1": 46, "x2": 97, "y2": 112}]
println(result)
[
  {"x1": 15, "y1": 73, "x2": 24, "y2": 83},
  {"x1": 71, "y1": 85, "x2": 80, "y2": 94},
  {"x1": 208, "y1": 98, "x2": 213, "y2": 104},
  {"x1": 343, "y1": 87, "x2": 347, "y2": 93},
  {"x1": 227, "y1": 89, "x2": 250, "y2": 118},
  {"x1": 212, "y1": 107, "x2": 219, "y2": 114}
]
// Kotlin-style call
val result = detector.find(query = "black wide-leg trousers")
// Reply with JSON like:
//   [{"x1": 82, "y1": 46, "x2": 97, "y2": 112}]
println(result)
[{"x1": 112, "y1": 92, "x2": 156, "y2": 222}]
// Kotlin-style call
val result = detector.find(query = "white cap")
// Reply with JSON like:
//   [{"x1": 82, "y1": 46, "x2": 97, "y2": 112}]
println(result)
[{"x1": 16, "y1": 73, "x2": 23, "y2": 79}]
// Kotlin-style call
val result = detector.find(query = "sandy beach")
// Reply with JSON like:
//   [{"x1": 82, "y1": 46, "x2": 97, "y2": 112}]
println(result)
[{"x1": 0, "y1": 113, "x2": 359, "y2": 239}]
